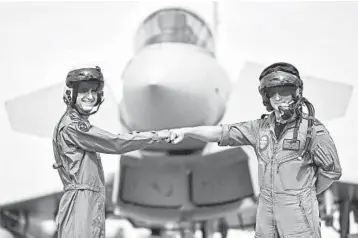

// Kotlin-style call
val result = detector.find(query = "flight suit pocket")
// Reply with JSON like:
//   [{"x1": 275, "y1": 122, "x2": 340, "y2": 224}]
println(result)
[
  {"x1": 297, "y1": 195, "x2": 316, "y2": 237},
  {"x1": 298, "y1": 197, "x2": 312, "y2": 230},
  {"x1": 278, "y1": 156, "x2": 310, "y2": 191},
  {"x1": 276, "y1": 197, "x2": 314, "y2": 237}
]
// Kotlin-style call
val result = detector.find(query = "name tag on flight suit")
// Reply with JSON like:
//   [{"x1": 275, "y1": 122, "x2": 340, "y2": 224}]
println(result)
[{"x1": 283, "y1": 139, "x2": 300, "y2": 151}]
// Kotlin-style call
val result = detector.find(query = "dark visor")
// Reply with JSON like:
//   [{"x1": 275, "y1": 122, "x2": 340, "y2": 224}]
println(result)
[{"x1": 266, "y1": 86, "x2": 297, "y2": 98}]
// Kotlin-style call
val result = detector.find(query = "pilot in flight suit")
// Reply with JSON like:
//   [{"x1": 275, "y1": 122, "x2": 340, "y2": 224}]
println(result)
[
  {"x1": 218, "y1": 63, "x2": 342, "y2": 237},
  {"x1": 52, "y1": 66, "x2": 171, "y2": 238}
]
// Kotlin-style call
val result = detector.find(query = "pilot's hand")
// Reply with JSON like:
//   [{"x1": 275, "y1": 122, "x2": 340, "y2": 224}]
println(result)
[
  {"x1": 156, "y1": 129, "x2": 172, "y2": 143},
  {"x1": 168, "y1": 129, "x2": 185, "y2": 144},
  {"x1": 313, "y1": 144, "x2": 335, "y2": 171}
]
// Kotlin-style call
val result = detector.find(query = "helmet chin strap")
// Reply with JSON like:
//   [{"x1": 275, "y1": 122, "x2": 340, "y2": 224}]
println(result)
[{"x1": 75, "y1": 98, "x2": 105, "y2": 117}]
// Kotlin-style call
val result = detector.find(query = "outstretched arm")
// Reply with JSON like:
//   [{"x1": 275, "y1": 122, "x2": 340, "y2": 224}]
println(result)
[
  {"x1": 170, "y1": 120, "x2": 259, "y2": 147},
  {"x1": 61, "y1": 121, "x2": 171, "y2": 154},
  {"x1": 171, "y1": 126, "x2": 222, "y2": 143}
]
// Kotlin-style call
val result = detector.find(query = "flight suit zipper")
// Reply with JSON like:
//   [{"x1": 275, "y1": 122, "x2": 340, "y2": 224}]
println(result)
[
  {"x1": 271, "y1": 139, "x2": 276, "y2": 196},
  {"x1": 271, "y1": 136, "x2": 278, "y2": 231}
]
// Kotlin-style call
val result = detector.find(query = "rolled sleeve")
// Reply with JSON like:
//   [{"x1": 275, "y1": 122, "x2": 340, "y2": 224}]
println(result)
[
  {"x1": 218, "y1": 120, "x2": 259, "y2": 147},
  {"x1": 219, "y1": 124, "x2": 231, "y2": 146}
]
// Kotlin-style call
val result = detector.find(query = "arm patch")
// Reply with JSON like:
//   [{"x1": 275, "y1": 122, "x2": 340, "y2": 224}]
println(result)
[
  {"x1": 314, "y1": 123, "x2": 328, "y2": 137},
  {"x1": 76, "y1": 121, "x2": 89, "y2": 132},
  {"x1": 316, "y1": 129, "x2": 325, "y2": 136}
]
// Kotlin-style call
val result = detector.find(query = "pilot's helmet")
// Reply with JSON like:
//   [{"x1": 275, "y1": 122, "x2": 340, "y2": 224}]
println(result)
[
  {"x1": 63, "y1": 66, "x2": 104, "y2": 107},
  {"x1": 258, "y1": 62, "x2": 303, "y2": 112}
]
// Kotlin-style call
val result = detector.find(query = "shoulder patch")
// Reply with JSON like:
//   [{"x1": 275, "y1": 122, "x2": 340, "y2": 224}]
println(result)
[
  {"x1": 314, "y1": 124, "x2": 327, "y2": 136},
  {"x1": 76, "y1": 121, "x2": 89, "y2": 132},
  {"x1": 316, "y1": 130, "x2": 326, "y2": 136}
]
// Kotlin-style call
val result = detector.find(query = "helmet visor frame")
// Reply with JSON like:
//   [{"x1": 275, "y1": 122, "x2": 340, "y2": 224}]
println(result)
[
  {"x1": 66, "y1": 67, "x2": 104, "y2": 88},
  {"x1": 260, "y1": 71, "x2": 302, "y2": 93}
]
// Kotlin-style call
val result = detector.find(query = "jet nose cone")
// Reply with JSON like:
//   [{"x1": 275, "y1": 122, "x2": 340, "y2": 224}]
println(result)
[
  {"x1": 122, "y1": 80, "x2": 182, "y2": 130},
  {"x1": 129, "y1": 77, "x2": 169, "y2": 102},
  {"x1": 120, "y1": 44, "x2": 230, "y2": 131}
]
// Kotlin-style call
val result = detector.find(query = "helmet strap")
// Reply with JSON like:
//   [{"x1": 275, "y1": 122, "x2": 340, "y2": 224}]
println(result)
[
  {"x1": 87, "y1": 98, "x2": 105, "y2": 116},
  {"x1": 74, "y1": 97, "x2": 105, "y2": 117}
]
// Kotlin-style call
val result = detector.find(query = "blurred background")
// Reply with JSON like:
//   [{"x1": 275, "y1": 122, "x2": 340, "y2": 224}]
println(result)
[{"x1": 0, "y1": 1, "x2": 358, "y2": 237}]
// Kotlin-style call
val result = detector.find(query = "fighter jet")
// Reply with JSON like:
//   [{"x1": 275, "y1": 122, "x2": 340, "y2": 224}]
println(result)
[
  {"x1": 0, "y1": 2, "x2": 357, "y2": 238},
  {"x1": 0, "y1": 3, "x2": 255, "y2": 238}
]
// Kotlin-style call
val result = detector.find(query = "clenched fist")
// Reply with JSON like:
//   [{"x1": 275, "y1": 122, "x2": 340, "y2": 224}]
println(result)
[
  {"x1": 168, "y1": 129, "x2": 186, "y2": 144},
  {"x1": 151, "y1": 129, "x2": 172, "y2": 143}
]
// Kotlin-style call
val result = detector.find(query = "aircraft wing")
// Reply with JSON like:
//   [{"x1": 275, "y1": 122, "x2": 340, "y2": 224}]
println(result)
[
  {"x1": 221, "y1": 61, "x2": 354, "y2": 125},
  {"x1": 0, "y1": 173, "x2": 116, "y2": 219},
  {"x1": 0, "y1": 174, "x2": 117, "y2": 238},
  {"x1": 5, "y1": 83, "x2": 120, "y2": 138},
  {"x1": 2, "y1": 83, "x2": 121, "y2": 207},
  {"x1": 2, "y1": 78, "x2": 205, "y2": 208},
  {"x1": 324, "y1": 83, "x2": 358, "y2": 185}
]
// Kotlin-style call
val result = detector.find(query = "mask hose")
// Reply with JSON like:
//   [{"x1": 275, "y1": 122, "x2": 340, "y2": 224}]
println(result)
[{"x1": 299, "y1": 97, "x2": 315, "y2": 159}]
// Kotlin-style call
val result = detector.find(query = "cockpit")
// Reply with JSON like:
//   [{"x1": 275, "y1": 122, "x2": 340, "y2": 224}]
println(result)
[{"x1": 134, "y1": 8, "x2": 215, "y2": 56}]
